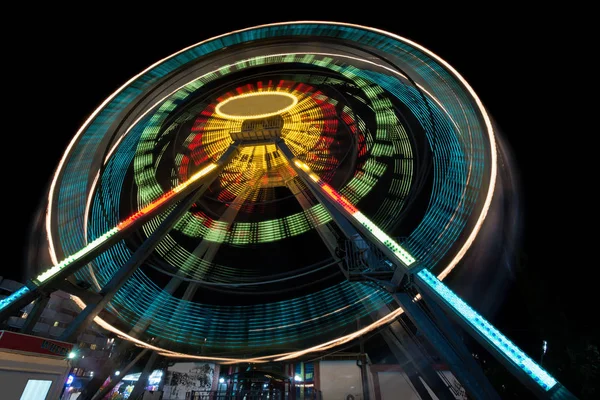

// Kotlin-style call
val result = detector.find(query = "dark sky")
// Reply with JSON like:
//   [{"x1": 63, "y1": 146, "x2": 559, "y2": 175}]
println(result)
[{"x1": 3, "y1": 7, "x2": 592, "y2": 397}]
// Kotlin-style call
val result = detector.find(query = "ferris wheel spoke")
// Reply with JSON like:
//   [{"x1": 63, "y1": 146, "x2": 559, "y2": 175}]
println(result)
[
  {"x1": 277, "y1": 139, "x2": 559, "y2": 394},
  {"x1": 276, "y1": 139, "x2": 416, "y2": 275},
  {"x1": 0, "y1": 143, "x2": 241, "y2": 316}
]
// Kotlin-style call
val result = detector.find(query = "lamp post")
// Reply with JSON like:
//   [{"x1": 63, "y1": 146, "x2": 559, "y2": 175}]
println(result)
[{"x1": 541, "y1": 340, "x2": 548, "y2": 367}]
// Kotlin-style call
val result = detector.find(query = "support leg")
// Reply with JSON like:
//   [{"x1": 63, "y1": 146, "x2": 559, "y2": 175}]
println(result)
[
  {"x1": 393, "y1": 292, "x2": 500, "y2": 400},
  {"x1": 128, "y1": 351, "x2": 160, "y2": 399},
  {"x1": 60, "y1": 189, "x2": 208, "y2": 343},
  {"x1": 21, "y1": 293, "x2": 50, "y2": 334},
  {"x1": 79, "y1": 339, "x2": 136, "y2": 400},
  {"x1": 418, "y1": 289, "x2": 499, "y2": 398},
  {"x1": 90, "y1": 348, "x2": 149, "y2": 400},
  {"x1": 383, "y1": 324, "x2": 446, "y2": 400}
]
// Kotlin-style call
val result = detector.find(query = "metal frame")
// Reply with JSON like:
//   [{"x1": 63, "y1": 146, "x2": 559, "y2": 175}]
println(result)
[
  {"x1": 276, "y1": 138, "x2": 576, "y2": 400},
  {"x1": 0, "y1": 136, "x2": 578, "y2": 400}
]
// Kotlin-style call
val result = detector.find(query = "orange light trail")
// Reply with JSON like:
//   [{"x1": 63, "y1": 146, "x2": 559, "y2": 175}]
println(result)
[{"x1": 117, "y1": 163, "x2": 217, "y2": 231}]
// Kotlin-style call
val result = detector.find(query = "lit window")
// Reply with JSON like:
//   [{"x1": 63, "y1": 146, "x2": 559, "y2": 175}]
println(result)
[
  {"x1": 90, "y1": 344, "x2": 97, "y2": 350},
  {"x1": 20, "y1": 379, "x2": 52, "y2": 399}
]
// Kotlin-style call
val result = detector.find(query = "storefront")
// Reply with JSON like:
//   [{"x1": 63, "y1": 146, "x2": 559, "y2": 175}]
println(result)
[{"x1": 0, "y1": 330, "x2": 73, "y2": 400}]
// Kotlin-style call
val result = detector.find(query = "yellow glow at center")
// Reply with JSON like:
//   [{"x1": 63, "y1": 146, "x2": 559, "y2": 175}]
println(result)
[{"x1": 215, "y1": 92, "x2": 298, "y2": 120}]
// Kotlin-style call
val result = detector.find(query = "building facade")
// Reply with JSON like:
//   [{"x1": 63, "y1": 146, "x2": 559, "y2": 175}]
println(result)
[{"x1": 0, "y1": 276, "x2": 115, "y2": 380}]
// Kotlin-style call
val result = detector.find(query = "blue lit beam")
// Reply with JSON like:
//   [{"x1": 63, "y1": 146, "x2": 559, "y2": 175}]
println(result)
[
  {"x1": 0, "y1": 286, "x2": 35, "y2": 317},
  {"x1": 281, "y1": 138, "x2": 570, "y2": 396},
  {"x1": 394, "y1": 292, "x2": 501, "y2": 399},
  {"x1": 415, "y1": 269, "x2": 571, "y2": 398}
]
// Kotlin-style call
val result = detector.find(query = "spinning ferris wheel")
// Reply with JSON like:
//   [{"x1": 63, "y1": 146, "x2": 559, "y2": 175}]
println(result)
[{"x1": 0, "y1": 21, "x2": 575, "y2": 399}]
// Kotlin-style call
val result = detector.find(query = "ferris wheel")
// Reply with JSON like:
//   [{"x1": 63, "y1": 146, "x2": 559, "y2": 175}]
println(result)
[{"x1": 0, "y1": 21, "x2": 574, "y2": 400}]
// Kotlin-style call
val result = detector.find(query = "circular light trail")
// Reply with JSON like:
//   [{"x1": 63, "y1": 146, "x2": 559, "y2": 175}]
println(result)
[
  {"x1": 214, "y1": 91, "x2": 299, "y2": 120},
  {"x1": 39, "y1": 21, "x2": 497, "y2": 362}
]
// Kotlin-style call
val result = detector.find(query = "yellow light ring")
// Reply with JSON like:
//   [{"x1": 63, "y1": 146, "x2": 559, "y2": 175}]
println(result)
[
  {"x1": 184, "y1": 89, "x2": 327, "y2": 203},
  {"x1": 214, "y1": 91, "x2": 299, "y2": 120}
]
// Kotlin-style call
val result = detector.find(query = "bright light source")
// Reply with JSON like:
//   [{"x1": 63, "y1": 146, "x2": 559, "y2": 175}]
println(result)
[
  {"x1": 417, "y1": 269, "x2": 558, "y2": 391},
  {"x1": 219, "y1": 378, "x2": 225, "y2": 384},
  {"x1": 115, "y1": 371, "x2": 120, "y2": 376},
  {"x1": 215, "y1": 91, "x2": 298, "y2": 120},
  {"x1": 543, "y1": 340, "x2": 548, "y2": 354},
  {"x1": 68, "y1": 352, "x2": 76, "y2": 359},
  {"x1": 294, "y1": 375, "x2": 302, "y2": 382},
  {"x1": 66, "y1": 375, "x2": 74, "y2": 386}
]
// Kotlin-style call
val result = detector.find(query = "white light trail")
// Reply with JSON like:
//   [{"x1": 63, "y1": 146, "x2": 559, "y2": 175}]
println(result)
[{"x1": 44, "y1": 21, "x2": 496, "y2": 363}]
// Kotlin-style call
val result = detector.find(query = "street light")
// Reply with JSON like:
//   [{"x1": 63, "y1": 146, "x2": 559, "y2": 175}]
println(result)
[{"x1": 541, "y1": 340, "x2": 548, "y2": 367}]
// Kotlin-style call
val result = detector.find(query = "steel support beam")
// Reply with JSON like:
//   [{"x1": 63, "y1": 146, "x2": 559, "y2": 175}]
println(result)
[
  {"x1": 417, "y1": 288, "x2": 501, "y2": 398},
  {"x1": 393, "y1": 292, "x2": 500, "y2": 400},
  {"x1": 57, "y1": 143, "x2": 240, "y2": 343},
  {"x1": 21, "y1": 293, "x2": 50, "y2": 334},
  {"x1": 385, "y1": 321, "x2": 456, "y2": 399},
  {"x1": 0, "y1": 144, "x2": 240, "y2": 321},
  {"x1": 59, "y1": 188, "x2": 209, "y2": 342},
  {"x1": 76, "y1": 144, "x2": 240, "y2": 398},
  {"x1": 90, "y1": 348, "x2": 149, "y2": 400},
  {"x1": 278, "y1": 138, "x2": 573, "y2": 398},
  {"x1": 286, "y1": 176, "x2": 455, "y2": 399},
  {"x1": 128, "y1": 350, "x2": 160, "y2": 399},
  {"x1": 279, "y1": 143, "x2": 495, "y2": 397}
]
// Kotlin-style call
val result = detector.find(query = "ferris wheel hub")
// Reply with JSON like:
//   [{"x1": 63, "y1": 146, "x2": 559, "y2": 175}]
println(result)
[{"x1": 231, "y1": 115, "x2": 284, "y2": 145}]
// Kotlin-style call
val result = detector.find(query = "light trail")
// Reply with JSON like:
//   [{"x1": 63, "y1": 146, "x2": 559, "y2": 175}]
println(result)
[
  {"x1": 214, "y1": 91, "x2": 298, "y2": 120},
  {"x1": 21, "y1": 22, "x2": 503, "y2": 373},
  {"x1": 289, "y1": 156, "x2": 557, "y2": 391},
  {"x1": 21, "y1": 162, "x2": 216, "y2": 287},
  {"x1": 294, "y1": 159, "x2": 415, "y2": 266}
]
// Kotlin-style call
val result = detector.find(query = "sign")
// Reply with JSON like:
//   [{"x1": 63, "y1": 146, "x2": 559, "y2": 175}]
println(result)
[{"x1": 0, "y1": 330, "x2": 74, "y2": 358}]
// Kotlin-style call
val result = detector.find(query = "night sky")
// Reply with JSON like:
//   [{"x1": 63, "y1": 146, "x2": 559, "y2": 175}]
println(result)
[{"x1": 3, "y1": 7, "x2": 594, "y2": 398}]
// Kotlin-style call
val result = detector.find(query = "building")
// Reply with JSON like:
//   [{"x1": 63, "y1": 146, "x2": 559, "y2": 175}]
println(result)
[{"x1": 0, "y1": 276, "x2": 115, "y2": 381}]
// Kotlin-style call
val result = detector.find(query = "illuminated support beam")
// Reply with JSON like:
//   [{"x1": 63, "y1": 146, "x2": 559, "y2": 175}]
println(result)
[
  {"x1": 60, "y1": 189, "x2": 208, "y2": 342},
  {"x1": 0, "y1": 142, "x2": 240, "y2": 320},
  {"x1": 80, "y1": 171, "x2": 251, "y2": 398},
  {"x1": 277, "y1": 138, "x2": 572, "y2": 398},
  {"x1": 414, "y1": 270, "x2": 576, "y2": 399},
  {"x1": 276, "y1": 139, "x2": 416, "y2": 283},
  {"x1": 0, "y1": 285, "x2": 37, "y2": 319},
  {"x1": 59, "y1": 143, "x2": 241, "y2": 342},
  {"x1": 75, "y1": 143, "x2": 240, "y2": 397},
  {"x1": 287, "y1": 177, "x2": 456, "y2": 399},
  {"x1": 280, "y1": 141, "x2": 494, "y2": 398},
  {"x1": 392, "y1": 292, "x2": 500, "y2": 399}
]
